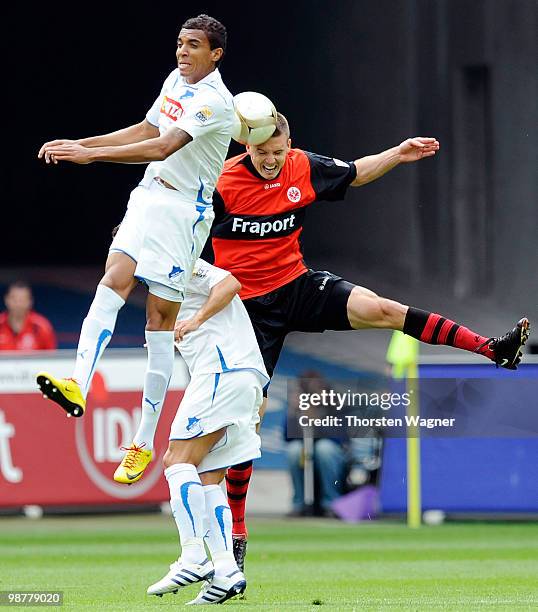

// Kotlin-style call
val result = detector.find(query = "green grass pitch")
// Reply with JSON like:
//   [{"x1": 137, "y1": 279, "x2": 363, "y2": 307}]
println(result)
[{"x1": 2, "y1": 515, "x2": 538, "y2": 610}]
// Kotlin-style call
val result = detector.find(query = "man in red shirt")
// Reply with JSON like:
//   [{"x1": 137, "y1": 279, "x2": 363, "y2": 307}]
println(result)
[
  {"x1": 212, "y1": 114, "x2": 529, "y2": 569},
  {"x1": 0, "y1": 281, "x2": 57, "y2": 351}
]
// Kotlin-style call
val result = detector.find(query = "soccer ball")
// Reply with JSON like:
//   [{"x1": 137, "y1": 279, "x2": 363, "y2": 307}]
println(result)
[{"x1": 231, "y1": 91, "x2": 278, "y2": 146}]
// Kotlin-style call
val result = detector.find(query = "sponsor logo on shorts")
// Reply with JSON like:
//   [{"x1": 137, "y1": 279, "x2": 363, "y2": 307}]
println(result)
[
  {"x1": 195, "y1": 106, "x2": 213, "y2": 123},
  {"x1": 168, "y1": 265, "x2": 184, "y2": 279},
  {"x1": 287, "y1": 186, "x2": 301, "y2": 203},
  {"x1": 192, "y1": 265, "x2": 208, "y2": 280},
  {"x1": 160, "y1": 96, "x2": 184, "y2": 121},
  {"x1": 232, "y1": 214, "x2": 296, "y2": 237}
]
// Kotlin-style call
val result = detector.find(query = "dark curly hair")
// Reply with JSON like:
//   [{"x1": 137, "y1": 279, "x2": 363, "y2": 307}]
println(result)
[{"x1": 181, "y1": 14, "x2": 227, "y2": 66}]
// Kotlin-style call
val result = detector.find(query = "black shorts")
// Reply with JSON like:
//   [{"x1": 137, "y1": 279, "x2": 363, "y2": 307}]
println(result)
[{"x1": 243, "y1": 270, "x2": 354, "y2": 382}]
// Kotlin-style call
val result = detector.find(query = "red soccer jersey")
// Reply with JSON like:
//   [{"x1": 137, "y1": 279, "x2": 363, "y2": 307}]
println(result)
[
  {"x1": 0, "y1": 311, "x2": 57, "y2": 351},
  {"x1": 212, "y1": 148, "x2": 356, "y2": 299}
]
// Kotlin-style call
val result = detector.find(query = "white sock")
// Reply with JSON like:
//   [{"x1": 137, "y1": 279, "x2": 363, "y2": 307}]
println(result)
[
  {"x1": 72, "y1": 284, "x2": 124, "y2": 398},
  {"x1": 203, "y1": 484, "x2": 238, "y2": 576},
  {"x1": 165, "y1": 463, "x2": 206, "y2": 565},
  {"x1": 132, "y1": 330, "x2": 174, "y2": 450}
]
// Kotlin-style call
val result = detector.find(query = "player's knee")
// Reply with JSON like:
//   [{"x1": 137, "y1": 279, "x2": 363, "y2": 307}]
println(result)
[
  {"x1": 102, "y1": 254, "x2": 136, "y2": 295},
  {"x1": 145, "y1": 303, "x2": 178, "y2": 330},
  {"x1": 376, "y1": 297, "x2": 393, "y2": 319},
  {"x1": 146, "y1": 296, "x2": 179, "y2": 331},
  {"x1": 146, "y1": 313, "x2": 165, "y2": 331},
  {"x1": 347, "y1": 290, "x2": 382, "y2": 327},
  {"x1": 162, "y1": 448, "x2": 175, "y2": 470},
  {"x1": 163, "y1": 445, "x2": 183, "y2": 469},
  {"x1": 100, "y1": 270, "x2": 135, "y2": 297},
  {"x1": 146, "y1": 313, "x2": 176, "y2": 331},
  {"x1": 377, "y1": 297, "x2": 407, "y2": 325},
  {"x1": 200, "y1": 469, "x2": 226, "y2": 486},
  {"x1": 347, "y1": 286, "x2": 379, "y2": 315},
  {"x1": 163, "y1": 446, "x2": 191, "y2": 469},
  {"x1": 348, "y1": 287, "x2": 405, "y2": 328}
]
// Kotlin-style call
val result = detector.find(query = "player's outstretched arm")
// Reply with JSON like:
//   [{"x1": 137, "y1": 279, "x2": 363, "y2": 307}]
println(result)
[
  {"x1": 175, "y1": 275, "x2": 242, "y2": 341},
  {"x1": 40, "y1": 126, "x2": 192, "y2": 165},
  {"x1": 78, "y1": 119, "x2": 160, "y2": 148},
  {"x1": 38, "y1": 120, "x2": 160, "y2": 163},
  {"x1": 351, "y1": 137, "x2": 440, "y2": 187}
]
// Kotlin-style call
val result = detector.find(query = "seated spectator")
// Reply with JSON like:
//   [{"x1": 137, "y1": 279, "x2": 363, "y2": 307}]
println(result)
[
  {"x1": 286, "y1": 437, "x2": 347, "y2": 517},
  {"x1": 0, "y1": 281, "x2": 57, "y2": 350},
  {"x1": 285, "y1": 370, "x2": 347, "y2": 517}
]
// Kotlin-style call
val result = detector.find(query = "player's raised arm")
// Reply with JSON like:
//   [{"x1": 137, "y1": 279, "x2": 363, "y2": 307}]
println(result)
[
  {"x1": 351, "y1": 136, "x2": 440, "y2": 187},
  {"x1": 38, "y1": 119, "x2": 161, "y2": 163},
  {"x1": 175, "y1": 274, "x2": 242, "y2": 341}
]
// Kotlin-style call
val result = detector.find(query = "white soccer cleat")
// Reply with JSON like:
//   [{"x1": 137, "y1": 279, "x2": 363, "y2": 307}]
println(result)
[
  {"x1": 186, "y1": 570, "x2": 246, "y2": 605},
  {"x1": 147, "y1": 558, "x2": 214, "y2": 597}
]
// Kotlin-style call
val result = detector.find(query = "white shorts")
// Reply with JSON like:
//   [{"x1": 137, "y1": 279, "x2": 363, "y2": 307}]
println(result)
[
  {"x1": 110, "y1": 179, "x2": 214, "y2": 302},
  {"x1": 169, "y1": 369, "x2": 263, "y2": 474}
]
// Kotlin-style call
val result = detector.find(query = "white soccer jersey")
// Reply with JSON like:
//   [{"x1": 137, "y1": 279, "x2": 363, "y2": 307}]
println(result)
[
  {"x1": 176, "y1": 260, "x2": 269, "y2": 383},
  {"x1": 144, "y1": 68, "x2": 234, "y2": 203}
]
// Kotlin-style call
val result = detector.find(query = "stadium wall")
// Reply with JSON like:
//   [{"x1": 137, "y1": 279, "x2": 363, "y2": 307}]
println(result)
[{"x1": 299, "y1": 0, "x2": 537, "y2": 312}]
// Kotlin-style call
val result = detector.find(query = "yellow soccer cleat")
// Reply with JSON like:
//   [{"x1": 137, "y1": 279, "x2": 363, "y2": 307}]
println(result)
[
  {"x1": 36, "y1": 372, "x2": 86, "y2": 417},
  {"x1": 114, "y1": 443, "x2": 152, "y2": 484}
]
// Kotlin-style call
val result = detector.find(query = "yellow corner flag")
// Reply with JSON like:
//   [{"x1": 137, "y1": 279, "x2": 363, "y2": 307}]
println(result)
[{"x1": 386, "y1": 330, "x2": 419, "y2": 379}]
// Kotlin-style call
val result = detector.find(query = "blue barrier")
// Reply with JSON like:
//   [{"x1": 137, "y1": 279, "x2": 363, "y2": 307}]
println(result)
[{"x1": 380, "y1": 363, "x2": 538, "y2": 513}]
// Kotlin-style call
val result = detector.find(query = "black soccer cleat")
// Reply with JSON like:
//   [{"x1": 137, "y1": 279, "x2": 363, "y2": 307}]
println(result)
[
  {"x1": 477, "y1": 317, "x2": 530, "y2": 370},
  {"x1": 232, "y1": 535, "x2": 248, "y2": 573},
  {"x1": 36, "y1": 372, "x2": 86, "y2": 417}
]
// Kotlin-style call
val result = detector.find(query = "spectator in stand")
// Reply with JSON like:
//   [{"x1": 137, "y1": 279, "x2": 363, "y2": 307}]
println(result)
[
  {"x1": 285, "y1": 370, "x2": 347, "y2": 517},
  {"x1": 286, "y1": 437, "x2": 346, "y2": 517},
  {"x1": 0, "y1": 281, "x2": 57, "y2": 350}
]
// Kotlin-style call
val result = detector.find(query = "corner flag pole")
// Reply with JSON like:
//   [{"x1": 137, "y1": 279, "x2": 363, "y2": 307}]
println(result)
[
  {"x1": 406, "y1": 361, "x2": 421, "y2": 528},
  {"x1": 386, "y1": 331, "x2": 421, "y2": 528}
]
